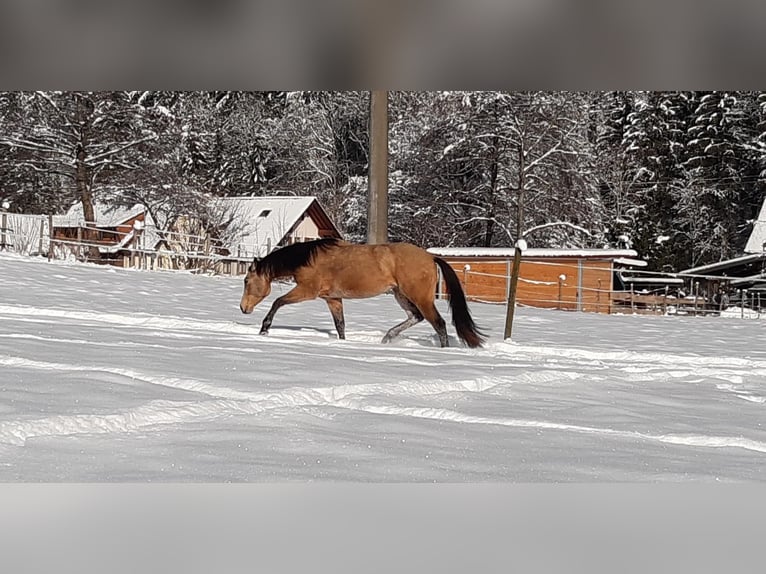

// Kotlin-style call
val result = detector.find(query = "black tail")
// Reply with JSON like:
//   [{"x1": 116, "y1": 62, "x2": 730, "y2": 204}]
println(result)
[{"x1": 434, "y1": 257, "x2": 486, "y2": 348}]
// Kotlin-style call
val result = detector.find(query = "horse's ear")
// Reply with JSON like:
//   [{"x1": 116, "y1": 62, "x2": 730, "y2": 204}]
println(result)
[{"x1": 249, "y1": 258, "x2": 260, "y2": 272}]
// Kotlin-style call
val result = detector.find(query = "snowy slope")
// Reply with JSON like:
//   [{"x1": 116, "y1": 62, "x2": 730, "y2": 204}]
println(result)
[{"x1": 0, "y1": 252, "x2": 764, "y2": 481}]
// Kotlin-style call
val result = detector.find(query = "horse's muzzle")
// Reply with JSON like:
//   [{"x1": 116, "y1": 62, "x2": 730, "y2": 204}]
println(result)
[{"x1": 240, "y1": 304, "x2": 252, "y2": 314}]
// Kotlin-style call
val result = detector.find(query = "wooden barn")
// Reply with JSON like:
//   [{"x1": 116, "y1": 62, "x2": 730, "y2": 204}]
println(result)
[
  {"x1": 428, "y1": 247, "x2": 640, "y2": 314},
  {"x1": 51, "y1": 201, "x2": 152, "y2": 265}
]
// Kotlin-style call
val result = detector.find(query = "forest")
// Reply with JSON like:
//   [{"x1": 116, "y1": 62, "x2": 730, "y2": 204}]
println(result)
[{"x1": 1, "y1": 91, "x2": 765, "y2": 272}]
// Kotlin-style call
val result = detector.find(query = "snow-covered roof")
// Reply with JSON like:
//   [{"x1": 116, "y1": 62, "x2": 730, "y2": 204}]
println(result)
[
  {"x1": 619, "y1": 276, "x2": 685, "y2": 285},
  {"x1": 679, "y1": 252, "x2": 766, "y2": 276},
  {"x1": 52, "y1": 201, "x2": 148, "y2": 228},
  {"x1": 427, "y1": 247, "x2": 638, "y2": 259},
  {"x1": 728, "y1": 273, "x2": 766, "y2": 287},
  {"x1": 51, "y1": 199, "x2": 162, "y2": 253},
  {"x1": 214, "y1": 196, "x2": 332, "y2": 258},
  {"x1": 744, "y1": 198, "x2": 766, "y2": 253},
  {"x1": 613, "y1": 257, "x2": 648, "y2": 267}
]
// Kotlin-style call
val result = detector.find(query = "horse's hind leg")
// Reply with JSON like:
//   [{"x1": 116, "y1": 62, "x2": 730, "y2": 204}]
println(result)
[
  {"x1": 406, "y1": 295, "x2": 448, "y2": 347},
  {"x1": 324, "y1": 297, "x2": 345, "y2": 339},
  {"x1": 420, "y1": 303, "x2": 448, "y2": 347},
  {"x1": 382, "y1": 288, "x2": 424, "y2": 343}
]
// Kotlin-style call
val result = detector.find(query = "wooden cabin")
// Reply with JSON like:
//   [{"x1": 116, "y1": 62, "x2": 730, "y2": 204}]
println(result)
[
  {"x1": 214, "y1": 196, "x2": 341, "y2": 259},
  {"x1": 51, "y1": 201, "x2": 150, "y2": 265},
  {"x1": 211, "y1": 196, "x2": 343, "y2": 274},
  {"x1": 428, "y1": 247, "x2": 640, "y2": 314}
]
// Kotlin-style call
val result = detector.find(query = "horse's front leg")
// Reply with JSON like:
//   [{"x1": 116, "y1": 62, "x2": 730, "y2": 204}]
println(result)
[
  {"x1": 259, "y1": 285, "x2": 316, "y2": 335},
  {"x1": 324, "y1": 297, "x2": 345, "y2": 339}
]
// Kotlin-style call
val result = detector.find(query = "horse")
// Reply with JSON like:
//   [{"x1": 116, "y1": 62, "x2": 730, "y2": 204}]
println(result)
[{"x1": 239, "y1": 238, "x2": 485, "y2": 348}]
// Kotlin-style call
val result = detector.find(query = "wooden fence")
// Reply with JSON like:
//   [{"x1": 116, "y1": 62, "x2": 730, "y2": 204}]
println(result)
[
  {"x1": 436, "y1": 259, "x2": 740, "y2": 317},
  {"x1": 0, "y1": 215, "x2": 253, "y2": 276}
]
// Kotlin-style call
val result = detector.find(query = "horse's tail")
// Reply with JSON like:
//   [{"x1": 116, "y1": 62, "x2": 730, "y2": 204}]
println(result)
[{"x1": 434, "y1": 257, "x2": 486, "y2": 348}]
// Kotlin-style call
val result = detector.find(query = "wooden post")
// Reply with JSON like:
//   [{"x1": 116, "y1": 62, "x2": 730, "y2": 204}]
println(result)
[
  {"x1": 503, "y1": 246, "x2": 523, "y2": 340},
  {"x1": 558, "y1": 276, "x2": 564, "y2": 310},
  {"x1": 664, "y1": 285, "x2": 669, "y2": 315},
  {"x1": 693, "y1": 281, "x2": 699, "y2": 317},
  {"x1": 0, "y1": 212, "x2": 7, "y2": 250},
  {"x1": 630, "y1": 283, "x2": 636, "y2": 313},
  {"x1": 38, "y1": 217, "x2": 45, "y2": 255},
  {"x1": 48, "y1": 215, "x2": 53, "y2": 261},
  {"x1": 596, "y1": 279, "x2": 602, "y2": 313},
  {"x1": 77, "y1": 226, "x2": 83, "y2": 261},
  {"x1": 140, "y1": 228, "x2": 147, "y2": 270},
  {"x1": 204, "y1": 234, "x2": 211, "y2": 273},
  {"x1": 741, "y1": 289, "x2": 745, "y2": 319}
]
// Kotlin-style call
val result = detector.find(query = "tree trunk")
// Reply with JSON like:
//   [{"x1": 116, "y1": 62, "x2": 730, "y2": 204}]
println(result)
[
  {"x1": 76, "y1": 143, "x2": 99, "y2": 261},
  {"x1": 483, "y1": 134, "x2": 499, "y2": 247},
  {"x1": 74, "y1": 95, "x2": 99, "y2": 261}
]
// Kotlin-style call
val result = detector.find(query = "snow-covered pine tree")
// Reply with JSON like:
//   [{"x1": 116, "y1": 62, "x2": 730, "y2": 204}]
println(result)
[
  {"x1": 620, "y1": 91, "x2": 693, "y2": 270},
  {"x1": 679, "y1": 91, "x2": 762, "y2": 266}
]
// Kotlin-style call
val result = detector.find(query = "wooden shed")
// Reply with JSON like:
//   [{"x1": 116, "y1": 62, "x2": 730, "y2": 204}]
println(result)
[
  {"x1": 51, "y1": 201, "x2": 151, "y2": 265},
  {"x1": 428, "y1": 247, "x2": 640, "y2": 314}
]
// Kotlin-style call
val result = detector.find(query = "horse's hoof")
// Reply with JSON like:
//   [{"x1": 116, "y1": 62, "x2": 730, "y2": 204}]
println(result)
[{"x1": 259, "y1": 330, "x2": 269, "y2": 336}]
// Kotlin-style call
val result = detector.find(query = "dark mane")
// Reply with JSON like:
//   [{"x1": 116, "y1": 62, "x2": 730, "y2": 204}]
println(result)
[{"x1": 255, "y1": 238, "x2": 340, "y2": 278}]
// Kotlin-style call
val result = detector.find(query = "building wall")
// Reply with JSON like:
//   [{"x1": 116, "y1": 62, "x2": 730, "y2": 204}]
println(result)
[
  {"x1": 439, "y1": 257, "x2": 615, "y2": 314},
  {"x1": 289, "y1": 216, "x2": 321, "y2": 242}
]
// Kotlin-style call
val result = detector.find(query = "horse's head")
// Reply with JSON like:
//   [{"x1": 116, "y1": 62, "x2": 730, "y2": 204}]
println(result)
[{"x1": 239, "y1": 260, "x2": 271, "y2": 314}]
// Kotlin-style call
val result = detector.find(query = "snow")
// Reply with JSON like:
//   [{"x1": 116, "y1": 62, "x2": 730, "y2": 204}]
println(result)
[
  {"x1": 52, "y1": 199, "x2": 148, "y2": 228},
  {"x1": 613, "y1": 257, "x2": 648, "y2": 267},
  {"x1": 1, "y1": 252, "x2": 765, "y2": 481},
  {"x1": 429, "y1": 247, "x2": 638, "y2": 259}
]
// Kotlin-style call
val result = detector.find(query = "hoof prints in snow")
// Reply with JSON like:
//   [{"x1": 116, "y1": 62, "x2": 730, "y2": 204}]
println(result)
[{"x1": 2, "y1": 353, "x2": 765, "y2": 455}]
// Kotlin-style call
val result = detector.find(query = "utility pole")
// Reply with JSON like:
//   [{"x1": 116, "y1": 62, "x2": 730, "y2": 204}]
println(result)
[{"x1": 367, "y1": 90, "x2": 388, "y2": 244}]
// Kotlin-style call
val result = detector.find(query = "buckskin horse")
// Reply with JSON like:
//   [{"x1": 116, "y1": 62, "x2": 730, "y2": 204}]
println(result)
[{"x1": 239, "y1": 238, "x2": 485, "y2": 348}]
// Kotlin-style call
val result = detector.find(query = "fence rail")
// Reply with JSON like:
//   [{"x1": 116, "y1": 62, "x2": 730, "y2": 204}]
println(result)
[
  {"x1": 3, "y1": 214, "x2": 761, "y2": 319},
  {"x1": 439, "y1": 265, "x2": 756, "y2": 318}
]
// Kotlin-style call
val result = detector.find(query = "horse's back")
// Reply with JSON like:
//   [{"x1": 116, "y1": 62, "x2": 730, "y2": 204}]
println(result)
[
  {"x1": 304, "y1": 241, "x2": 436, "y2": 299},
  {"x1": 305, "y1": 242, "x2": 397, "y2": 298}
]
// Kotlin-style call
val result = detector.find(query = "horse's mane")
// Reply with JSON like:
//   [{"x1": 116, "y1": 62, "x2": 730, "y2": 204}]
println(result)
[{"x1": 255, "y1": 238, "x2": 340, "y2": 278}]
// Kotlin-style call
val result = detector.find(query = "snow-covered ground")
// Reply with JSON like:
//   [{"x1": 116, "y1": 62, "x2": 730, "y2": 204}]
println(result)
[{"x1": 1, "y1": 252, "x2": 764, "y2": 481}]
